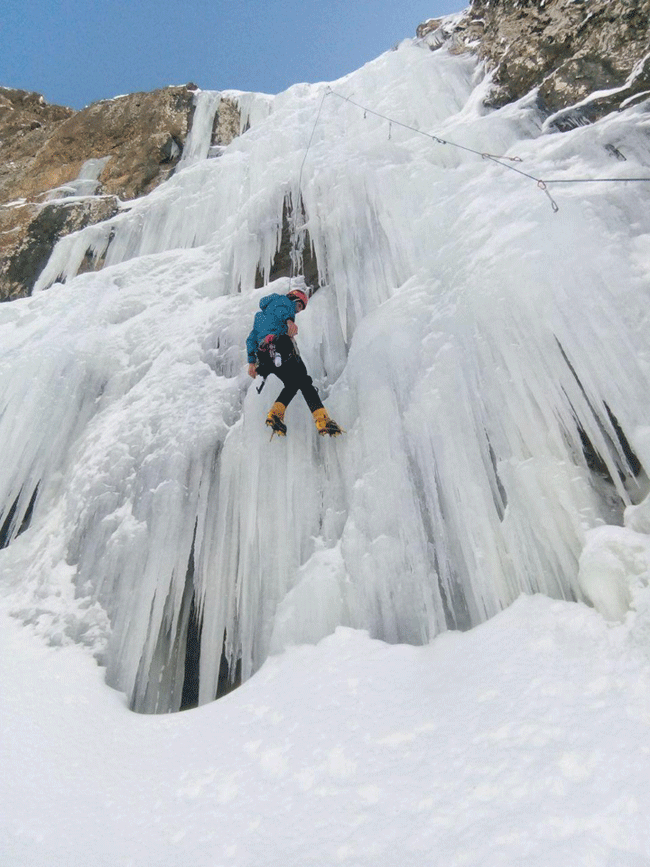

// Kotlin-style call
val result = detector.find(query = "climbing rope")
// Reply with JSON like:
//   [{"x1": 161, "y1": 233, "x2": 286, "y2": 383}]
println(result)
[
  {"x1": 327, "y1": 88, "x2": 525, "y2": 165},
  {"x1": 289, "y1": 90, "x2": 331, "y2": 286},
  {"x1": 290, "y1": 86, "x2": 650, "y2": 219},
  {"x1": 328, "y1": 89, "x2": 650, "y2": 211}
]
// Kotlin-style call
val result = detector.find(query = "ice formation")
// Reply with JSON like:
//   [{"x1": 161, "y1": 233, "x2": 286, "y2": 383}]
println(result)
[
  {"x1": 46, "y1": 157, "x2": 112, "y2": 200},
  {"x1": 1, "y1": 35, "x2": 650, "y2": 712}
]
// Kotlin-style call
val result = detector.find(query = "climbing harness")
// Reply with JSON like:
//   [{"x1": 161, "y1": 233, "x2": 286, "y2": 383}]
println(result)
[
  {"x1": 255, "y1": 333, "x2": 301, "y2": 393},
  {"x1": 254, "y1": 334, "x2": 279, "y2": 393}
]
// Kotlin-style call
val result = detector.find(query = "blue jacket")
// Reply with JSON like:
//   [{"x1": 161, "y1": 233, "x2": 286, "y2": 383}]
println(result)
[{"x1": 246, "y1": 293, "x2": 299, "y2": 363}]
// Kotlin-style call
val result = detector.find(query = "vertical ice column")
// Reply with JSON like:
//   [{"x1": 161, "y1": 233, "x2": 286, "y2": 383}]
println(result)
[{"x1": 177, "y1": 91, "x2": 224, "y2": 168}]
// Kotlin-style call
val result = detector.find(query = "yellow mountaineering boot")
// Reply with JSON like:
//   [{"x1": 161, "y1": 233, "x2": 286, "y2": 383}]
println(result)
[
  {"x1": 312, "y1": 407, "x2": 344, "y2": 437},
  {"x1": 266, "y1": 401, "x2": 287, "y2": 436}
]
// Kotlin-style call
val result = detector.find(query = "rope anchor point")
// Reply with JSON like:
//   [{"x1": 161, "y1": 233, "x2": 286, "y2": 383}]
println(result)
[{"x1": 537, "y1": 180, "x2": 560, "y2": 212}]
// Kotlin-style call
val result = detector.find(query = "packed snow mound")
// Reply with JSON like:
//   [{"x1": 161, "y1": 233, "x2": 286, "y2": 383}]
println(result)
[
  {"x1": 3, "y1": 595, "x2": 650, "y2": 866},
  {"x1": 1, "y1": 38, "x2": 650, "y2": 712},
  {"x1": 578, "y1": 495, "x2": 650, "y2": 630}
]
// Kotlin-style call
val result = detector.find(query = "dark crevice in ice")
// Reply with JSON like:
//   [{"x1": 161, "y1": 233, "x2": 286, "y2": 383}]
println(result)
[{"x1": 0, "y1": 485, "x2": 39, "y2": 549}]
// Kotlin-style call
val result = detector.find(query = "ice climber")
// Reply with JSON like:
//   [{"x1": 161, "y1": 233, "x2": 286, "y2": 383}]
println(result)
[{"x1": 246, "y1": 288, "x2": 343, "y2": 437}]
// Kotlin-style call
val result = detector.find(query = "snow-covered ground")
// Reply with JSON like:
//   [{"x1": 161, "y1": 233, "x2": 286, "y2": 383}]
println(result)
[
  {"x1": 2, "y1": 15, "x2": 650, "y2": 865},
  {"x1": 3, "y1": 594, "x2": 650, "y2": 867}
]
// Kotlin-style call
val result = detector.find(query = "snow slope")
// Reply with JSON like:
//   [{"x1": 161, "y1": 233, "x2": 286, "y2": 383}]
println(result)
[{"x1": 3, "y1": 595, "x2": 650, "y2": 867}]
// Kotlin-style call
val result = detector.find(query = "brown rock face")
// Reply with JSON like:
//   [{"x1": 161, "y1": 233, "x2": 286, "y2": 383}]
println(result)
[
  {"x1": 0, "y1": 89, "x2": 74, "y2": 201},
  {"x1": 0, "y1": 84, "x2": 199, "y2": 300},
  {"x1": 213, "y1": 98, "x2": 243, "y2": 145},
  {"x1": 420, "y1": 0, "x2": 650, "y2": 127},
  {"x1": 29, "y1": 86, "x2": 196, "y2": 202}
]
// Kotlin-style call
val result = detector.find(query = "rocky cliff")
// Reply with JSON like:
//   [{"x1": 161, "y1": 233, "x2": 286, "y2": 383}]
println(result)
[{"x1": 419, "y1": 0, "x2": 650, "y2": 128}]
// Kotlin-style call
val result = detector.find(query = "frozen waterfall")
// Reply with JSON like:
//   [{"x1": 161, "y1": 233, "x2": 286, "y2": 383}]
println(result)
[{"x1": 1, "y1": 38, "x2": 650, "y2": 712}]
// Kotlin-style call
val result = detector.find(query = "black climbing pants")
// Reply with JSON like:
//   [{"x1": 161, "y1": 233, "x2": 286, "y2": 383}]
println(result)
[{"x1": 257, "y1": 335, "x2": 323, "y2": 413}]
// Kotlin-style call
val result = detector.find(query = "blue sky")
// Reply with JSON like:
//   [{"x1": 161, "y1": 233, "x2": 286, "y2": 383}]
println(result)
[{"x1": 1, "y1": 1, "x2": 463, "y2": 109}]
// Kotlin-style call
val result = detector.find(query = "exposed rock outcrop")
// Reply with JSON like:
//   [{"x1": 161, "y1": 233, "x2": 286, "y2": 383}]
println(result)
[
  {"x1": 213, "y1": 98, "x2": 243, "y2": 146},
  {"x1": 0, "y1": 88, "x2": 74, "y2": 203},
  {"x1": 419, "y1": 0, "x2": 650, "y2": 128}
]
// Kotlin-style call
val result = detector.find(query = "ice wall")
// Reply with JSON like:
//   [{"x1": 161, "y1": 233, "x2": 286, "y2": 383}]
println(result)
[{"x1": 2, "y1": 36, "x2": 650, "y2": 712}]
